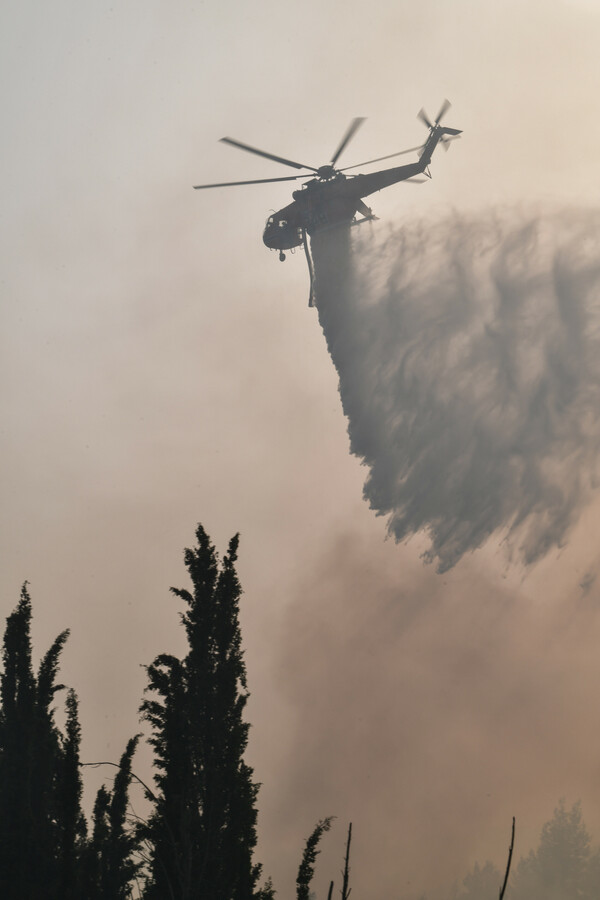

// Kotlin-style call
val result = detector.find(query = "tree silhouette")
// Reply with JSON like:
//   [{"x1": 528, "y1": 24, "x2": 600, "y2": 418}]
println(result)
[
  {"x1": 140, "y1": 524, "x2": 265, "y2": 900},
  {"x1": 57, "y1": 689, "x2": 87, "y2": 898},
  {"x1": 0, "y1": 584, "x2": 83, "y2": 899},
  {"x1": 296, "y1": 817, "x2": 334, "y2": 900},
  {"x1": 0, "y1": 585, "x2": 143, "y2": 898},
  {"x1": 80, "y1": 735, "x2": 143, "y2": 898}
]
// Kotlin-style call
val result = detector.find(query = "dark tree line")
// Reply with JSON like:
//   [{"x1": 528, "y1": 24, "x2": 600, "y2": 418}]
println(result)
[{"x1": 0, "y1": 525, "x2": 341, "y2": 899}]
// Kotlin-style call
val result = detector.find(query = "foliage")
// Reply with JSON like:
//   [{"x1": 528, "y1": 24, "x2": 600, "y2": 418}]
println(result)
[
  {"x1": 8, "y1": 547, "x2": 600, "y2": 900},
  {"x1": 0, "y1": 585, "x2": 141, "y2": 899},
  {"x1": 255, "y1": 875, "x2": 276, "y2": 899},
  {"x1": 296, "y1": 817, "x2": 334, "y2": 900},
  {"x1": 510, "y1": 800, "x2": 596, "y2": 900},
  {"x1": 0, "y1": 584, "x2": 79, "y2": 899},
  {"x1": 81, "y1": 736, "x2": 143, "y2": 898},
  {"x1": 57, "y1": 688, "x2": 88, "y2": 898},
  {"x1": 0, "y1": 527, "x2": 284, "y2": 898},
  {"x1": 140, "y1": 523, "x2": 265, "y2": 900},
  {"x1": 458, "y1": 801, "x2": 600, "y2": 900},
  {"x1": 0, "y1": 529, "x2": 338, "y2": 899}
]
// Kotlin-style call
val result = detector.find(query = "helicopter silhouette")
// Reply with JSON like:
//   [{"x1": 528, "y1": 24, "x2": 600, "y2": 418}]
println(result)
[{"x1": 194, "y1": 101, "x2": 461, "y2": 304}]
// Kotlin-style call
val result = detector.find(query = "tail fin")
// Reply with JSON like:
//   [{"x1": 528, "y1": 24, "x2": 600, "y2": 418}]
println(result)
[
  {"x1": 417, "y1": 101, "x2": 461, "y2": 166},
  {"x1": 419, "y1": 125, "x2": 462, "y2": 166}
]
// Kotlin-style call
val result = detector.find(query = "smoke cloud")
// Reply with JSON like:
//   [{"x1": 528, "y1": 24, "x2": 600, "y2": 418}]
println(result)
[
  {"x1": 267, "y1": 528, "x2": 600, "y2": 900},
  {"x1": 311, "y1": 209, "x2": 600, "y2": 571}
]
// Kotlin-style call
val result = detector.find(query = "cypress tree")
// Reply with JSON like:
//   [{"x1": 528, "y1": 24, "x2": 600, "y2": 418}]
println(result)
[
  {"x1": 57, "y1": 689, "x2": 87, "y2": 899},
  {"x1": 0, "y1": 585, "x2": 38, "y2": 898},
  {"x1": 82, "y1": 786, "x2": 111, "y2": 895},
  {"x1": 81, "y1": 735, "x2": 142, "y2": 899},
  {"x1": 140, "y1": 524, "x2": 262, "y2": 900},
  {"x1": 105, "y1": 735, "x2": 143, "y2": 898},
  {"x1": 296, "y1": 818, "x2": 333, "y2": 900},
  {"x1": 0, "y1": 584, "x2": 82, "y2": 899}
]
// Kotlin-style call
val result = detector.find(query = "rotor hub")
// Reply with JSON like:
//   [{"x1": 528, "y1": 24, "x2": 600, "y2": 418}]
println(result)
[{"x1": 317, "y1": 165, "x2": 336, "y2": 180}]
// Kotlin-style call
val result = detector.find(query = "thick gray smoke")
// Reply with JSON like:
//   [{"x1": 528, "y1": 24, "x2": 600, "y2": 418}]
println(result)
[{"x1": 311, "y1": 209, "x2": 600, "y2": 571}]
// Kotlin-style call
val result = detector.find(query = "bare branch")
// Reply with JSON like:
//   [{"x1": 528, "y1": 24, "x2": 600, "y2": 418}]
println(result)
[
  {"x1": 499, "y1": 817, "x2": 516, "y2": 900},
  {"x1": 341, "y1": 822, "x2": 352, "y2": 900},
  {"x1": 80, "y1": 760, "x2": 157, "y2": 802}
]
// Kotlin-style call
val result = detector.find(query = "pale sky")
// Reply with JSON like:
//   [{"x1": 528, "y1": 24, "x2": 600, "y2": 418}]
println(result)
[{"x1": 2, "y1": 1, "x2": 600, "y2": 897}]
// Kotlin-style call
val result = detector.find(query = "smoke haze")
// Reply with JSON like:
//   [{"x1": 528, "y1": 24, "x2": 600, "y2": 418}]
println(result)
[
  {"x1": 268, "y1": 527, "x2": 600, "y2": 899},
  {"x1": 312, "y1": 209, "x2": 600, "y2": 571}
]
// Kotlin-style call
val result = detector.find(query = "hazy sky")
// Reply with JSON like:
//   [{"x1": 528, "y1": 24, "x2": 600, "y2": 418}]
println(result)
[{"x1": 2, "y1": 1, "x2": 600, "y2": 897}]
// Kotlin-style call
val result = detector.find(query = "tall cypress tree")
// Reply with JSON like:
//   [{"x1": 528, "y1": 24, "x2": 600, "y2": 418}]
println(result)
[
  {"x1": 0, "y1": 584, "x2": 83, "y2": 900},
  {"x1": 56, "y1": 689, "x2": 87, "y2": 899},
  {"x1": 140, "y1": 524, "x2": 263, "y2": 900},
  {"x1": 0, "y1": 585, "x2": 38, "y2": 898},
  {"x1": 80, "y1": 735, "x2": 142, "y2": 899}
]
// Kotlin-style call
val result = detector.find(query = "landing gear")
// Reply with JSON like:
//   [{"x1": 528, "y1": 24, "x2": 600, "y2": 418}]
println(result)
[{"x1": 279, "y1": 251, "x2": 286, "y2": 262}]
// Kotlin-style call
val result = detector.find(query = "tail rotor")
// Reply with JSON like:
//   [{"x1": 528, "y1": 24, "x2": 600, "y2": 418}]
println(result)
[
  {"x1": 418, "y1": 99, "x2": 461, "y2": 152},
  {"x1": 418, "y1": 98, "x2": 452, "y2": 130}
]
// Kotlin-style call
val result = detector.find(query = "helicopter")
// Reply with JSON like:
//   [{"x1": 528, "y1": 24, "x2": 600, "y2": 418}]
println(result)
[{"x1": 194, "y1": 101, "x2": 461, "y2": 304}]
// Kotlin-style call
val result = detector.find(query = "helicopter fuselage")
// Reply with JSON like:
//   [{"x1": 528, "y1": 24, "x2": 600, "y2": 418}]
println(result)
[{"x1": 262, "y1": 157, "x2": 428, "y2": 251}]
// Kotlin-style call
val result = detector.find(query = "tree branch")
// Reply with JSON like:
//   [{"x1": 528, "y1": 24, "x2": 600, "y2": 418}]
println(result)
[
  {"x1": 341, "y1": 822, "x2": 352, "y2": 900},
  {"x1": 80, "y1": 760, "x2": 157, "y2": 802},
  {"x1": 499, "y1": 817, "x2": 516, "y2": 900}
]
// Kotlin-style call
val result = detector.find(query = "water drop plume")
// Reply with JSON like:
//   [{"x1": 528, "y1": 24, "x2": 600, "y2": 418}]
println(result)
[{"x1": 311, "y1": 208, "x2": 600, "y2": 571}]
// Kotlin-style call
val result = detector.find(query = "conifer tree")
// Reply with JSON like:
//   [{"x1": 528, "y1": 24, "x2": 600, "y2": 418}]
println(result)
[
  {"x1": 296, "y1": 817, "x2": 333, "y2": 900},
  {"x1": 0, "y1": 584, "x2": 82, "y2": 900},
  {"x1": 140, "y1": 524, "x2": 264, "y2": 900},
  {"x1": 84, "y1": 786, "x2": 112, "y2": 893},
  {"x1": 0, "y1": 585, "x2": 39, "y2": 898},
  {"x1": 81, "y1": 735, "x2": 143, "y2": 899},
  {"x1": 57, "y1": 689, "x2": 87, "y2": 899}
]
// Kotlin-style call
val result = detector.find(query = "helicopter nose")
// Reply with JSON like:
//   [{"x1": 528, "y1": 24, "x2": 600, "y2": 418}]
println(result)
[
  {"x1": 263, "y1": 223, "x2": 278, "y2": 248},
  {"x1": 263, "y1": 218, "x2": 302, "y2": 251}
]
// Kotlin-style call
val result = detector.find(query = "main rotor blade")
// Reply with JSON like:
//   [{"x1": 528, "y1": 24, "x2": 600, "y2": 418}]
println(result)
[
  {"x1": 340, "y1": 144, "x2": 424, "y2": 172},
  {"x1": 330, "y1": 117, "x2": 366, "y2": 166},
  {"x1": 220, "y1": 137, "x2": 318, "y2": 172},
  {"x1": 418, "y1": 108, "x2": 433, "y2": 129},
  {"x1": 435, "y1": 98, "x2": 451, "y2": 124},
  {"x1": 193, "y1": 174, "x2": 309, "y2": 189}
]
